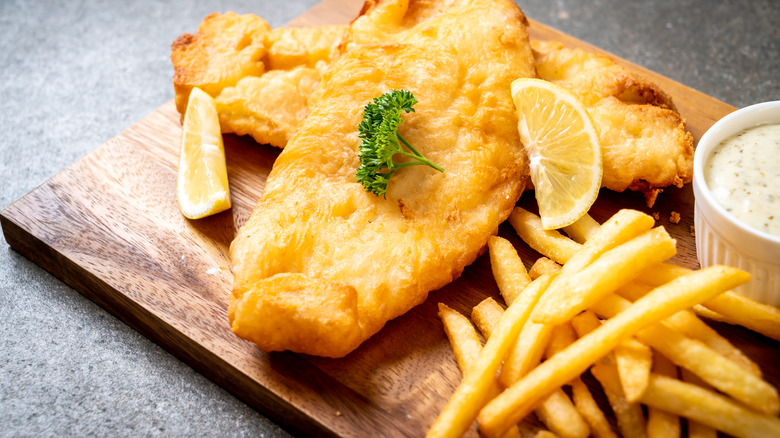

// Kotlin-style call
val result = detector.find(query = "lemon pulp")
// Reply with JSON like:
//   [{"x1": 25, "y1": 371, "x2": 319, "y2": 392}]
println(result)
[
  {"x1": 177, "y1": 87, "x2": 231, "y2": 219},
  {"x1": 511, "y1": 78, "x2": 602, "y2": 230}
]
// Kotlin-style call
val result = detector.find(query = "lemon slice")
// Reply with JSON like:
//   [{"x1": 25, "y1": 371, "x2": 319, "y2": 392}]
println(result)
[
  {"x1": 177, "y1": 87, "x2": 231, "y2": 219},
  {"x1": 511, "y1": 78, "x2": 602, "y2": 230}
]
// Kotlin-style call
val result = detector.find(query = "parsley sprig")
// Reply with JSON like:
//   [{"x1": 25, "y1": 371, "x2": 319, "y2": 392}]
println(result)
[{"x1": 356, "y1": 89, "x2": 444, "y2": 197}]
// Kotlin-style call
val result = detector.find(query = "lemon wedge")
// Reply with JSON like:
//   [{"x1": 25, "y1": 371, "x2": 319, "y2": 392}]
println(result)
[
  {"x1": 511, "y1": 78, "x2": 602, "y2": 230},
  {"x1": 177, "y1": 87, "x2": 231, "y2": 219}
]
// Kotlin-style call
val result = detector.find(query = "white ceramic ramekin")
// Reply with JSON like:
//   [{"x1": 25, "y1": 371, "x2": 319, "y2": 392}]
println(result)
[{"x1": 693, "y1": 100, "x2": 780, "y2": 307}]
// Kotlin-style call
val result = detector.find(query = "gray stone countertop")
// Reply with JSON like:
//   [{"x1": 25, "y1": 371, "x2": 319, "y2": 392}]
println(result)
[{"x1": 1, "y1": 0, "x2": 778, "y2": 436}]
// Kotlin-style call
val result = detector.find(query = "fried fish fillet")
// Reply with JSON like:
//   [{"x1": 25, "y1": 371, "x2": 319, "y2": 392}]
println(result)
[
  {"x1": 171, "y1": 12, "x2": 346, "y2": 147},
  {"x1": 532, "y1": 40, "x2": 694, "y2": 206},
  {"x1": 228, "y1": 0, "x2": 535, "y2": 357}
]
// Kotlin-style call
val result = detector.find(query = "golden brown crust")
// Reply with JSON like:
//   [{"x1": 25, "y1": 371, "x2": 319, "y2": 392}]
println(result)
[
  {"x1": 170, "y1": 12, "x2": 270, "y2": 114},
  {"x1": 170, "y1": 13, "x2": 346, "y2": 147},
  {"x1": 229, "y1": 0, "x2": 534, "y2": 357}
]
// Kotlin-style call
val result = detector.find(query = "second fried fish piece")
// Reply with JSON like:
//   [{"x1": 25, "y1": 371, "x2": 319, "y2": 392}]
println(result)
[{"x1": 171, "y1": 13, "x2": 346, "y2": 147}]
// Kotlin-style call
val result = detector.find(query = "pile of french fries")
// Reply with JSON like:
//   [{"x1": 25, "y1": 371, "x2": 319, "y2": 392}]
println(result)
[{"x1": 429, "y1": 207, "x2": 780, "y2": 438}]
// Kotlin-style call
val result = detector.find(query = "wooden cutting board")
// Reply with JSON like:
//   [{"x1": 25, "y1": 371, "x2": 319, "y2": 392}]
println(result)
[{"x1": 2, "y1": 0, "x2": 778, "y2": 436}]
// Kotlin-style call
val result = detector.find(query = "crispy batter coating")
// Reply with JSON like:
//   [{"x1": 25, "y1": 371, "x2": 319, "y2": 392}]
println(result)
[
  {"x1": 171, "y1": 12, "x2": 270, "y2": 115},
  {"x1": 229, "y1": 0, "x2": 535, "y2": 357},
  {"x1": 532, "y1": 40, "x2": 694, "y2": 206},
  {"x1": 171, "y1": 13, "x2": 346, "y2": 147}
]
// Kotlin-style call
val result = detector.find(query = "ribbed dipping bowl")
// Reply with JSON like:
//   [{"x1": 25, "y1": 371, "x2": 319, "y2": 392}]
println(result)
[{"x1": 693, "y1": 100, "x2": 780, "y2": 307}]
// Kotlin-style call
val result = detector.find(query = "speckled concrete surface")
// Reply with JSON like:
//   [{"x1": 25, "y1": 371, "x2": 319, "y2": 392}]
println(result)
[{"x1": 1, "y1": 1, "x2": 778, "y2": 436}]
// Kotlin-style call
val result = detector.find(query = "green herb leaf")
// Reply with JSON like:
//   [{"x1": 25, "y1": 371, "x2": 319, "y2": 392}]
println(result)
[{"x1": 356, "y1": 89, "x2": 444, "y2": 197}]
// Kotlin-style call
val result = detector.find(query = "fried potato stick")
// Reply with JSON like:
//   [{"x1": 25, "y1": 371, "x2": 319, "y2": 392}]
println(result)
[
  {"x1": 427, "y1": 274, "x2": 554, "y2": 438},
  {"x1": 569, "y1": 313, "x2": 646, "y2": 437},
  {"x1": 509, "y1": 207, "x2": 580, "y2": 265},
  {"x1": 645, "y1": 353, "x2": 681, "y2": 438},
  {"x1": 477, "y1": 266, "x2": 749, "y2": 437},
  {"x1": 506, "y1": 209, "x2": 660, "y2": 381},
  {"x1": 489, "y1": 236, "x2": 532, "y2": 306},
  {"x1": 591, "y1": 294, "x2": 779, "y2": 415},
  {"x1": 533, "y1": 227, "x2": 677, "y2": 325},
  {"x1": 613, "y1": 338, "x2": 653, "y2": 402},
  {"x1": 499, "y1": 319, "x2": 553, "y2": 388},
  {"x1": 616, "y1": 282, "x2": 761, "y2": 376},
  {"x1": 680, "y1": 369, "x2": 718, "y2": 438},
  {"x1": 636, "y1": 263, "x2": 780, "y2": 342},
  {"x1": 528, "y1": 257, "x2": 561, "y2": 280},
  {"x1": 562, "y1": 212, "x2": 601, "y2": 244},
  {"x1": 514, "y1": 209, "x2": 780, "y2": 343},
  {"x1": 474, "y1": 300, "x2": 589, "y2": 438},
  {"x1": 437, "y1": 303, "x2": 521, "y2": 438},
  {"x1": 439, "y1": 302, "x2": 483, "y2": 376},
  {"x1": 570, "y1": 378, "x2": 618, "y2": 438},
  {"x1": 533, "y1": 392, "x2": 590, "y2": 438},
  {"x1": 591, "y1": 364, "x2": 647, "y2": 438},
  {"x1": 471, "y1": 297, "x2": 504, "y2": 340},
  {"x1": 640, "y1": 374, "x2": 780, "y2": 438}
]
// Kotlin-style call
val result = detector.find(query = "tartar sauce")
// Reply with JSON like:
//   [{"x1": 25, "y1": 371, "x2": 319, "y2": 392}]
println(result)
[{"x1": 704, "y1": 123, "x2": 780, "y2": 238}]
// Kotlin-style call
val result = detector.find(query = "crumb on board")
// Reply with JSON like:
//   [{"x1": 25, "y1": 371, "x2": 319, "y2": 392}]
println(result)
[
  {"x1": 690, "y1": 225, "x2": 696, "y2": 237},
  {"x1": 652, "y1": 212, "x2": 660, "y2": 221},
  {"x1": 670, "y1": 211, "x2": 681, "y2": 224},
  {"x1": 335, "y1": 411, "x2": 342, "y2": 417}
]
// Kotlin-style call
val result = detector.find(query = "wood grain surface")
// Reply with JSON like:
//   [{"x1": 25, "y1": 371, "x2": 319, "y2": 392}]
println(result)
[{"x1": 1, "y1": 0, "x2": 777, "y2": 436}]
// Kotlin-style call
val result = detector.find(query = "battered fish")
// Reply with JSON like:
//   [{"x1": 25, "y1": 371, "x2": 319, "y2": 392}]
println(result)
[
  {"x1": 532, "y1": 40, "x2": 694, "y2": 206},
  {"x1": 228, "y1": 0, "x2": 535, "y2": 357},
  {"x1": 171, "y1": 12, "x2": 346, "y2": 147}
]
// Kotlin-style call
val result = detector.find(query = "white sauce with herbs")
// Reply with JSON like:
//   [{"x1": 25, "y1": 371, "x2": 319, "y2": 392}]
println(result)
[{"x1": 704, "y1": 123, "x2": 780, "y2": 238}]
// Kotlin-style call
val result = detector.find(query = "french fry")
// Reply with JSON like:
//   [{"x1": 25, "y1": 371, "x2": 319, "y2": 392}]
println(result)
[
  {"x1": 517, "y1": 208, "x2": 779, "y2": 342},
  {"x1": 636, "y1": 263, "x2": 780, "y2": 342},
  {"x1": 698, "y1": 291, "x2": 780, "y2": 342},
  {"x1": 614, "y1": 338, "x2": 652, "y2": 402},
  {"x1": 591, "y1": 294, "x2": 780, "y2": 415},
  {"x1": 570, "y1": 378, "x2": 618, "y2": 438},
  {"x1": 690, "y1": 304, "x2": 725, "y2": 322},
  {"x1": 488, "y1": 235, "x2": 532, "y2": 306},
  {"x1": 617, "y1": 282, "x2": 762, "y2": 376},
  {"x1": 438, "y1": 302, "x2": 483, "y2": 376},
  {"x1": 532, "y1": 209, "x2": 656, "y2": 323},
  {"x1": 640, "y1": 374, "x2": 780, "y2": 438},
  {"x1": 427, "y1": 274, "x2": 554, "y2": 438},
  {"x1": 534, "y1": 431, "x2": 559, "y2": 438},
  {"x1": 570, "y1": 315, "x2": 646, "y2": 437},
  {"x1": 476, "y1": 265, "x2": 750, "y2": 438},
  {"x1": 472, "y1": 299, "x2": 589, "y2": 438},
  {"x1": 437, "y1": 303, "x2": 521, "y2": 438},
  {"x1": 544, "y1": 322, "x2": 578, "y2": 358},
  {"x1": 546, "y1": 322, "x2": 618, "y2": 438},
  {"x1": 509, "y1": 207, "x2": 580, "y2": 264},
  {"x1": 570, "y1": 310, "x2": 603, "y2": 339},
  {"x1": 663, "y1": 309, "x2": 761, "y2": 376},
  {"x1": 529, "y1": 257, "x2": 561, "y2": 280},
  {"x1": 471, "y1": 297, "x2": 504, "y2": 340},
  {"x1": 645, "y1": 353, "x2": 680, "y2": 438},
  {"x1": 554, "y1": 209, "x2": 656, "y2": 278},
  {"x1": 563, "y1": 212, "x2": 601, "y2": 244},
  {"x1": 499, "y1": 320, "x2": 553, "y2": 388},
  {"x1": 591, "y1": 364, "x2": 647, "y2": 438},
  {"x1": 533, "y1": 227, "x2": 677, "y2": 325},
  {"x1": 680, "y1": 369, "x2": 717, "y2": 438},
  {"x1": 533, "y1": 390, "x2": 590, "y2": 438}
]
